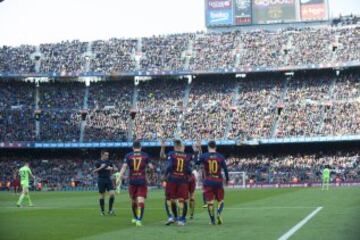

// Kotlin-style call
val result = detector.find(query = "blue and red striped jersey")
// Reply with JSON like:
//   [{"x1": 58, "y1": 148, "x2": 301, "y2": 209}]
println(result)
[
  {"x1": 124, "y1": 151, "x2": 150, "y2": 186},
  {"x1": 197, "y1": 152, "x2": 229, "y2": 187}
]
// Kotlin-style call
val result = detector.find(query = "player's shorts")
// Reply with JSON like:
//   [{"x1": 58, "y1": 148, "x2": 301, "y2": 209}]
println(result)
[
  {"x1": 188, "y1": 177, "x2": 196, "y2": 195},
  {"x1": 322, "y1": 177, "x2": 330, "y2": 182},
  {"x1": 203, "y1": 185, "x2": 224, "y2": 202},
  {"x1": 97, "y1": 178, "x2": 114, "y2": 194},
  {"x1": 128, "y1": 184, "x2": 147, "y2": 199},
  {"x1": 166, "y1": 182, "x2": 189, "y2": 200},
  {"x1": 21, "y1": 181, "x2": 29, "y2": 189}
]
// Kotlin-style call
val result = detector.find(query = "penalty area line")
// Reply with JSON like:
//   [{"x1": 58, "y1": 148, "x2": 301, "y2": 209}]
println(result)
[{"x1": 278, "y1": 206, "x2": 323, "y2": 240}]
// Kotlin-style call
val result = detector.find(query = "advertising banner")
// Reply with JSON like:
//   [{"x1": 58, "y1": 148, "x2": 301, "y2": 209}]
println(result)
[
  {"x1": 207, "y1": 0, "x2": 232, "y2": 10},
  {"x1": 252, "y1": 0, "x2": 297, "y2": 24},
  {"x1": 207, "y1": 8, "x2": 234, "y2": 26},
  {"x1": 235, "y1": 0, "x2": 252, "y2": 25},
  {"x1": 300, "y1": 0, "x2": 327, "y2": 21}
]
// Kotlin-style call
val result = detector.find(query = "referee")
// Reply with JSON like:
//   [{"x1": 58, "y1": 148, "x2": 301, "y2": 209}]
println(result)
[{"x1": 93, "y1": 150, "x2": 117, "y2": 215}]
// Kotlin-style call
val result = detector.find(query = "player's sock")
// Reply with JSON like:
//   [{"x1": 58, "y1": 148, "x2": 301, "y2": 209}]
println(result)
[
  {"x1": 17, "y1": 194, "x2": 25, "y2": 205},
  {"x1": 138, "y1": 202, "x2": 145, "y2": 221},
  {"x1": 165, "y1": 200, "x2": 172, "y2": 218},
  {"x1": 109, "y1": 196, "x2": 114, "y2": 212},
  {"x1": 183, "y1": 201, "x2": 188, "y2": 221},
  {"x1": 171, "y1": 201, "x2": 178, "y2": 219},
  {"x1": 189, "y1": 199, "x2": 195, "y2": 217},
  {"x1": 177, "y1": 200, "x2": 184, "y2": 222},
  {"x1": 132, "y1": 201, "x2": 137, "y2": 219},
  {"x1": 99, "y1": 198, "x2": 105, "y2": 212},
  {"x1": 202, "y1": 193, "x2": 208, "y2": 208},
  {"x1": 217, "y1": 201, "x2": 224, "y2": 216},
  {"x1": 207, "y1": 203, "x2": 215, "y2": 224}
]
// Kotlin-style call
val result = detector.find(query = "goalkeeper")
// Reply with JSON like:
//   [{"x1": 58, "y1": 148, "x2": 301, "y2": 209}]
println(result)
[
  {"x1": 17, "y1": 162, "x2": 35, "y2": 207},
  {"x1": 321, "y1": 166, "x2": 330, "y2": 191}
]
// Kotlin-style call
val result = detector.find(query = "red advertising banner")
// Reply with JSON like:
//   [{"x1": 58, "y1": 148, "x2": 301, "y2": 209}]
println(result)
[
  {"x1": 301, "y1": 4, "x2": 326, "y2": 20},
  {"x1": 301, "y1": 0, "x2": 327, "y2": 21}
]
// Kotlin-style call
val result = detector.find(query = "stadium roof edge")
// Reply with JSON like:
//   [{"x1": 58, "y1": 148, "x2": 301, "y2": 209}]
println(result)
[
  {"x1": 0, "y1": 62, "x2": 359, "y2": 80},
  {"x1": 1, "y1": 135, "x2": 360, "y2": 149}
]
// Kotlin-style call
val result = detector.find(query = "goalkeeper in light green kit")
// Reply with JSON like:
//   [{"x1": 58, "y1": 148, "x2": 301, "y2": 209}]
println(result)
[
  {"x1": 17, "y1": 162, "x2": 35, "y2": 207},
  {"x1": 321, "y1": 166, "x2": 330, "y2": 191}
]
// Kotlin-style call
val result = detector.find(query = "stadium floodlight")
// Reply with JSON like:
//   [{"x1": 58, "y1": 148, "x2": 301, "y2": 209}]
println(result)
[{"x1": 235, "y1": 73, "x2": 246, "y2": 78}]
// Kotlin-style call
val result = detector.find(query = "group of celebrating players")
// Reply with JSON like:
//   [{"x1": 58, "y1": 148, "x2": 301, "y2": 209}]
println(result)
[
  {"x1": 93, "y1": 139, "x2": 229, "y2": 227},
  {"x1": 14, "y1": 139, "x2": 332, "y2": 227}
]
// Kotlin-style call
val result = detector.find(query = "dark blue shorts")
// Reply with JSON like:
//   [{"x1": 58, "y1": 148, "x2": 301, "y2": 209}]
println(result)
[{"x1": 98, "y1": 178, "x2": 114, "y2": 193}]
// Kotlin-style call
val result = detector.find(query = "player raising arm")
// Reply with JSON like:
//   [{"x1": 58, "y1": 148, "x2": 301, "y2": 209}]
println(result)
[
  {"x1": 117, "y1": 141, "x2": 154, "y2": 227},
  {"x1": 17, "y1": 162, "x2": 35, "y2": 207},
  {"x1": 197, "y1": 141, "x2": 229, "y2": 225},
  {"x1": 93, "y1": 150, "x2": 117, "y2": 216}
]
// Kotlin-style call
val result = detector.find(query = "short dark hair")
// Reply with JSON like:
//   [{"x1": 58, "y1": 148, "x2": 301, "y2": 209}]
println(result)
[
  {"x1": 133, "y1": 140, "x2": 141, "y2": 149},
  {"x1": 101, "y1": 150, "x2": 109, "y2": 155},
  {"x1": 208, "y1": 140, "x2": 216, "y2": 149},
  {"x1": 173, "y1": 139, "x2": 182, "y2": 148}
]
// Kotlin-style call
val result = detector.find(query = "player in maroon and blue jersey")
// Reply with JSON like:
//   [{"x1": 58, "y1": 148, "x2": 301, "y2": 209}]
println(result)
[
  {"x1": 117, "y1": 141, "x2": 154, "y2": 227},
  {"x1": 197, "y1": 140, "x2": 229, "y2": 225},
  {"x1": 161, "y1": 139, "x2": 192, "y2": 226}
]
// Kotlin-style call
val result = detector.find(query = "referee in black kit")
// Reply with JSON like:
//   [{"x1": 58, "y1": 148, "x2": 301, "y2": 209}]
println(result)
[{"x1": 93, "y1": 150, "x2": 117, "y2": 216}]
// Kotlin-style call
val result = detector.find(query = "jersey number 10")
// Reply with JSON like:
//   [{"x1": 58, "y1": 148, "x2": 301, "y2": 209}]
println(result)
[{"x1": 208, "y1": 160, "x2": 218, "y2": 174}]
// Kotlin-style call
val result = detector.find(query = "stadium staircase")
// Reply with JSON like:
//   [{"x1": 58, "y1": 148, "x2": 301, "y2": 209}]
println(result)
[
  {"x1": 32, "y1": 46, "x2": 42, "y2": 140},
  {"x1": 224, "y1": 83, "x2": 240, "y2": 139},
  {"x1": 233, "y1": 39, "x2": 244, "y2": 68},
  {"x1": 79, "y1": 42, "x2": 94, "y2": 142},
  {"x1": 128, "y1": 84, "x2": 139, "y2": 140},
  {"x1": 175, "y1": 82, "x2": 192, "y2": 138},
  {"x1": 31, "y1": 45, "x2": 42, "y2": 73},
  {"x1": 182, "y1": 38, "x2": 194, "y2": 70},
  {"x1": 83, "y1": 41, "x2": 93, "y2": 73},
  {"x1": 35, "y1": 82, "x2": 41, "y2": 140},
  {"x1": 79, "y1": 84, "x2": 89, "y2": 142},
  {"x1": 134, "y1": 38, "x2": 142, "y2": 70},
  {"x1": 270, "y1": 77, "x2": 290, "y2": 138},
  {"x1": 317, "y1": 76, "x2": 337, "y2": 134}
]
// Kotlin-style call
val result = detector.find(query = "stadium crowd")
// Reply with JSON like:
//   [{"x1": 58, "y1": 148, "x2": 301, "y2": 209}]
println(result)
[
  {"x1": 0, "y1": 71, "x2": 359, "y2": 142},
  {"x1": 227, "y1": 151, "x2": 360, "y2": 184},
  {"x1": 0, "y1": 150, "x2": 358, "y2": 191},
  {"x1": 1, "y1": 26, "x2": 359, "y2": 74},
  {"x1": 0, "y1": 155, "x2": 165, "y2": 190}
]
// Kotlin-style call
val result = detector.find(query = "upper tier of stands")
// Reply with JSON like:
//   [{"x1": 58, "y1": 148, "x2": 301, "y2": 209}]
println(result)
[{"x1": 1, "y1": 25, "x2": 359, "y2": 75}]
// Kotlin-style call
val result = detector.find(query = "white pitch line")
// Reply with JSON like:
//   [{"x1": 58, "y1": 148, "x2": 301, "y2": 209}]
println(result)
[{"x1": 278, "y1": 206, "x2": 323, "y2": 240}]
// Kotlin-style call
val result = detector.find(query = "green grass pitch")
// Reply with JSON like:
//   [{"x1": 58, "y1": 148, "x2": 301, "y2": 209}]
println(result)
[{"x1": 0, "y1": 187, "x2": 359, "y2": 240}]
